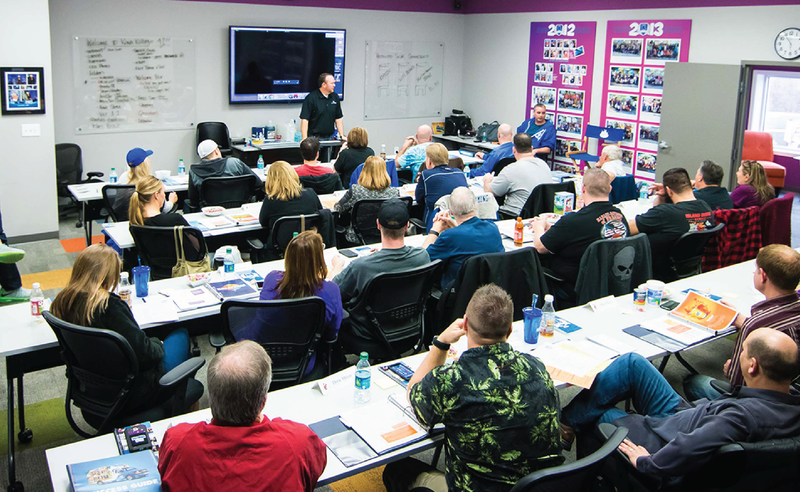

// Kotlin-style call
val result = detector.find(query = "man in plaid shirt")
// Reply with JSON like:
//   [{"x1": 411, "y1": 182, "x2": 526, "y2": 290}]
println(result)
[{"x1": 684, "y1": 244, "x2": 800, "y2": 400}]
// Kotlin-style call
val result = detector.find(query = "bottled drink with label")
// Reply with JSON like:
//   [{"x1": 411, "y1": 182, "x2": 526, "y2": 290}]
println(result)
[
  {"x1": 257, "y1": 155, "x2": 265, "y2": 171},
  {"x1": 109, "y1": 168, "x2": 118, "y2": 183},
  {"x1": 541, "y1": 294, "x2": 555, "y2": 337},
  {"x1": 514, "y1": 217, "x2": 524, "y2": 247},
  {"x1": 118, "y1": 272, "x2": 132, "y2": 307},
  {"x1": 178, "y1": 159, "x2": 186, "y2": 176},
  {"x1": 30, "y1": 283, "x2": 44, "y2": 317},
  {"x1": 354, "y1": 352, "x2": 371, "y2": 404},
  {"x1": 224, "y1": 248, "x2": 235, "y2": 275},
  {"x1": 380, "y1": 144, "x2": 386, "y2": 160}
]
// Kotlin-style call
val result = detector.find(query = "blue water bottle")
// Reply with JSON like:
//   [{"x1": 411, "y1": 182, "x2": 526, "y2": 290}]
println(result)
[
  {"x1": 257, "y1": 155, "x2": 265, "y2": 171},
  {"x1": 354, "y1": 352, "x2": 371, "y2": 403}
]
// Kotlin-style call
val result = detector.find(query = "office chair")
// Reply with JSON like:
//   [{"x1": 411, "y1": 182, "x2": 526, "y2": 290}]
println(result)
[
  {"x1": 300, "y1": 173, "x2": 344, "y2": 195},
  {"x1": 129, "y1": 225, "x2": 209, "y2": 280},
  {"x1": 196, "y1": 121, "x2": 233, "y2": 157},
  {"x1": 608, "y1": 175, "x2": 638, "y2": 204},
  {"x1": 492, "y1": 156, "x2": 517, "y2": 176},
  {"x1": 350, "y1": 196, "x2": 413, "y2": 245},
  {"x1": 101, "y1": 184, "x2": 135, "y2": 222},
  {"x1": 199, "y1": 174, "x2": 257, "y2": 208},
  {"x1": 55, "y1": 143, "x2": 104, "y2": 227},
  {"x1": 43, "y1": 311, "x2": 204, "y2": 438},
  {"x1": 519, "y1": 181, "x2": 577, "y2": 219},
  {"x1": 667, "y1": 223, "x2": 725, "y2": 281}
]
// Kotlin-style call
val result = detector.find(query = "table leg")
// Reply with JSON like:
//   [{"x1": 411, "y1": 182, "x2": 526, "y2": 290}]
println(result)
[
  {"x1": 7, "y1": 374, "x2": 21, "y2": 491},
  {"x1": 657, "y1": 354, "x2": 670, "y2": 373},
  {"x1": 16, "y1": 376, "x2": 32, "y2": 444},
  {"x1": 83, "y1": 202, "x2": 91, "y2": 247},
  {"x1": 674, "y1": 352, "x2": 699, "y2": 375}
]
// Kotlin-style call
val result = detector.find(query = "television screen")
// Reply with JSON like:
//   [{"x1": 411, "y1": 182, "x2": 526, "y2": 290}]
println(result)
[{"x1": 229, "y1": 26, "x2": 345, "y2": 104}]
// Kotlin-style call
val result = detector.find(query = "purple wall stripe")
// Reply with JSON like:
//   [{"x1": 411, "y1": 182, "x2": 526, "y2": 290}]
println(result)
[{"x1": 174, "y1": 0, "x2": 461, "y2": 14}]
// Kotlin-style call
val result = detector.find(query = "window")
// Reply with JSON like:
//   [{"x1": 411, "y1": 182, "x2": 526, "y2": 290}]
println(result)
[{"x1": 748, "y1": 69, "x2": 800, "y2": 155}]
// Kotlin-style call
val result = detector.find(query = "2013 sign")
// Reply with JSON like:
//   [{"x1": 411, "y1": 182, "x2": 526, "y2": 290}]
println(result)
[
  {"x1": 548, "y1": 24, "x2": 576, "y2": 36},
  {"x1": 629, "y1": 22, "x2": 664, "y2": 37}
]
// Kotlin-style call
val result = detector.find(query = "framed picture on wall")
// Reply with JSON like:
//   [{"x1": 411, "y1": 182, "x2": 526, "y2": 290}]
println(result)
[{"x1": 1, "y1": 67, "x2": 45, "y2": 115}]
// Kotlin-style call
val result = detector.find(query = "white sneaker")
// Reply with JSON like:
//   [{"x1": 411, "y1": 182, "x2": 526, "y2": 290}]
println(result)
[
  {"x1": 0, "y1": 243, "x2": 25, "y2": 264},
  {"x1": 1, "y1": 287, "x2": 31, "y2": 299}
]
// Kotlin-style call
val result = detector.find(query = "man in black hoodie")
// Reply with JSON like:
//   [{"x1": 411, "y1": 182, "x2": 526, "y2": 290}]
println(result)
[{"x1": 187, "y1": 139, "x2": 259, "y2": 211}]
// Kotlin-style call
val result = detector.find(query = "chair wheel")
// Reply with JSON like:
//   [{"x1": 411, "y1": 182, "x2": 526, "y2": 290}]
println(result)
[
  {"x1": 7, "y1": 481, "x2": 23, "y2": 492},
  {"x1": 18, "y1": 428, "x2": 32, "y2": 443},
  {"x1": 75, "y1": 221, "x2": 83, "y2": 228}
]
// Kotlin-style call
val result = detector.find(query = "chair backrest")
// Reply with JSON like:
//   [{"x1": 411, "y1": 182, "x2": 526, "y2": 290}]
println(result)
[
  {"x1": 760, "y1": 192, "x2": 794, "y2": 247},
  {"x1": 220, "y1": 297, "x2": 327, "y2": 386},
  {"x1": 196, "y1": 121, "x2": 232, "y2": 156},
  {"x1": 397, "y1": 168, "x2": 414, "y2": 185},
  {"x1": 349, "y1": 160, "x2": 400, "y2": 188},
  {"x1": 608, "y1": 175, "x2": 638, "y2": 204},
  {"x1": 668, "y1": 222, "x2": 726, "y2": 280},
  {"x1": 55, "y1": 143, "x2": 83, "y2": 190},
  {"x1": 493, "y1": 156, "x2": 517, "y2": 176},
  {"x1": 350, "y1": 260, "x2": 442, "y2": 360},
  {"x1": 586, "y1": 124, "x2": 625, "y2": 142},
  {"x1": 574, "y1": 235, "x2": 652, "y2": 305},
  {"x1": 509, "y1": 426, "x2": 627, "y2": 492},
  {"x1": 129, "y1": 225, "x2": 208, "y2": 280},
  {"x1": 351, "y1": 196, "x2": 413, "y2": 245},
  {"x1": 199, "y1": 174, "x2": 257, "y2": 209},
  {"x1": 300, "y1": 173, "x2": 343, "y2": 195},
  {"x1": 42, "y1": 311, "x2": 138, "y2": 432},
  {"x1": 448, "y1": 156, "x2": 465, "y2": 171},
  {"x1": 102, "y1": 184, "x2": 135, "y2": 222},
  {"x1": 742, "y1": 130, "x2": 774, "y2": 162},
  {"x1": 520, "y1": 181, "x2": 577, "y2": 219},
  {"x1": 270, "y1": 213, "x2": 324, "y2": 257},
  {"x1": 702, "y1": 206, "x2": 762, "y2": 272}
]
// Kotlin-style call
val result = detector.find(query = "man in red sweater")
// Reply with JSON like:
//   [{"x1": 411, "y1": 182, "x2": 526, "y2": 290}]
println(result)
[
  {"x1": 158, "y1": 341, "x2": 327, "y2": 491},
  {"x1": 295, "y1": 137, "x2": 336, "y2": 177}
]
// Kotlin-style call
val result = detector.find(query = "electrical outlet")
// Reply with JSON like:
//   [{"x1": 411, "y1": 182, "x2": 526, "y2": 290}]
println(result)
[{"x1": 21, "y1": 124, "x2": 41, "y2": 137}]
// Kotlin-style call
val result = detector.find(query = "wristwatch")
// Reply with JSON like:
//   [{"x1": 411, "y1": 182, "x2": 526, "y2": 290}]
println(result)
[
  {"x1": 432, "y1": 336, "x2": 450, "y2": 351},
  {"x1": 429, "y1": 230, "x2": 440, "y2": 237}
]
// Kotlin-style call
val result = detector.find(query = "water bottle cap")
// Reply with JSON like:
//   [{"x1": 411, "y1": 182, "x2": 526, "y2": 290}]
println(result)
[
  {"x1": 120, "y1": 272, "x2": 128, "y2": 278},
  {"x1": 226, "y1": 248, "x2": 232, "y2": 253},
  {"x1": 32, "y1": 282, "x2": 40, "y2": 289},
  {"x1": 544, "y1": 294, "x2": 554, "y2": 302},
  {"x1": 111, "y1": 167, "x2": 115, "y2": 171},
  {"x1": 359, "y1": 352, "x2": 369, "y2": 359}
]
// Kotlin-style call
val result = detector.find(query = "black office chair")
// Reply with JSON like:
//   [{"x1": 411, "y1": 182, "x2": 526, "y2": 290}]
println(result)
[
  {"x1": 102, "y1": 184, "x2": 135, "y2": 223},
  {"x1": 209, "y1": 298, "x2": 334, "y2": 389},
  {"x1": 397, "y1": 168, "x2": 414, "y2": 185},
  {"x1": 351, "y1": 196, "x2": 413, "y2": 245},
  {"x1": 56, "y1": 143, "x2": 104, "y2": 227},
  {"x1": 509, "y1": 426, "x2": 627, "y2": 492},
  {"x1": 608, "y1": 175, "x2": 638, "y2": 204},
  {"x1": 269, "y1": 213, "x2": 325, "y2": 258},
  {"x1": 493, "y1": 156, "x2": 517, "y2": 176},
  {"x1": 199, "y1": 175, "x2": 257, "y2": 208},
  {"x1": 666, "y1": 222, "x2": 725, "y2": 281},
  {"x1": 129, "y1": 225, "x2": 209, "y2": 280},
  {"x1": 42, "y1": 311, "x2": 205, "y2": 438},
  {"x1": 300, "y1": 173, "x2": 344, "y2": 195},
  {"x1": 341, "y1": 260, "x2": 442, "y2": 361},
  {"x1": 196, "y1": 121, "x2": 232, "y2": 157},
  {"x1": 519, "y1": 181, "x2": 577, "y2": 219}
]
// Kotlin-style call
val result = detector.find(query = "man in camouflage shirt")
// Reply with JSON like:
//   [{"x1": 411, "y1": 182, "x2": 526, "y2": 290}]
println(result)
[{"x1": 383, "y1": 284, "x2": 562, "y2": 492}]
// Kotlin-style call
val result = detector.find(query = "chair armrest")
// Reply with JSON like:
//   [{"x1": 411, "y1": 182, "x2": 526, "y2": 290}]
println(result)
[
  {"x1": 409, "y1": 218, "x2": 426, "y2": 234},
  {"x1": 247, "y1": 237, "x2": 266, "y2": 250},
  {"x1": 208, "y1": 331, "x2": 227, "y2": 350},
  {"x1": 710, "y1": 379, "x2": 732, "y2": 394},
  {"x1": 542, "y1": 267, "x2": 566, "y2": 283},
  {"x1": 159, "y1": 357, "x2": 206, "y2": 387},
  {"x1": 183, "y1": 198, "x2": 199, "y2": 214},
  {"x1": 86, "y1": 172, "x2": 104, "y2": 179}
]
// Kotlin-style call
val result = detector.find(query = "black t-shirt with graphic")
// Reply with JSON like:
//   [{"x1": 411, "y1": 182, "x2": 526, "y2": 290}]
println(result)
[{"x1": 635, "y1": 199, "x2": 715, "y2": 269}]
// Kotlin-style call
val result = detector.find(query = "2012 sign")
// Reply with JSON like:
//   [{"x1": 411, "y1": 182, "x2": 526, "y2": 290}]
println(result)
[
  {"x1": 629, "y1": 22, "x2": 664, "y2": 37},
  {"x1": 548, "y1": 24, "x2": 576, "y2": 36}
]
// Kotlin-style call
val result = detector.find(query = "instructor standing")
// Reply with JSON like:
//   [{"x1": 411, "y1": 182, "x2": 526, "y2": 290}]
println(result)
[{"x1": 300, "y1": 73, "x2": 345, "y2": 142}]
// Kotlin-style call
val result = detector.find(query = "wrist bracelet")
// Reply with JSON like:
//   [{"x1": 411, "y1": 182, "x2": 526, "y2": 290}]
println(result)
[
  {"x1": 429, "y1": 230, "x2": 440, "y2": 237},
  {"x1": 432, "y1": 336, "x2": 450, "y2": 351}
]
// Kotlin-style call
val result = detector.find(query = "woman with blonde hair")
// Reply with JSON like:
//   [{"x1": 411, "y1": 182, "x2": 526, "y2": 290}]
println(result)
[
  {"x1": 129, "y1": 176, "x2": 189, "y2": 227},
  {"x1": 236, "y1": 231, "x2": 342, "y2": 379},
  {"x1": 731, "y1": 160, "x2": 775, "y2": 208},
  {"x1": 335, "y1": 156, "x2": 399, "y2": 243},
  {"x1": 50, "y1": 244, "x2": 198, "y2": 413},
  {"x1": 334, "y1": 127, "x2": 375, "y2": 187},
  {"x1": 115, "y1": 148, "x2": 177, "y2": 218},
  {"x1": 258, "y1": 161, "x2": 322, "y2": 233}
]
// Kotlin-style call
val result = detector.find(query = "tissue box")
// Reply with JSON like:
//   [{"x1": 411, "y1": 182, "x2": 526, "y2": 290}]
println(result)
[{"x1": 554, "y1": 192, "x2": 574, "y2": 215}]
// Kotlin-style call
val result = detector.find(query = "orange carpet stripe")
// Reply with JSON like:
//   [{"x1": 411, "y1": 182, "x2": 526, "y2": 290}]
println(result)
[
  {"x1": 20, "y1": 268, "x2": 73, "y2": 291},
  {"x1": 60, "y1": 235, "x2": 104, "y2": 253},
  {"x1": 328, "y1": 466, "x2": 387, "y2": 492}
]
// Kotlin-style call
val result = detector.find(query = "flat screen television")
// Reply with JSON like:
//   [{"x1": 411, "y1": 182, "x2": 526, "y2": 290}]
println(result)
[{"x1": 229, "y1": 26, "x2": 345, "y2": 104}]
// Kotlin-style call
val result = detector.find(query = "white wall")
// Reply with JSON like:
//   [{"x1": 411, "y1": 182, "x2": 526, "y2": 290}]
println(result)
[
  {"x1": 0, "y1": 0, "x2": 58, "y2": 240},
  {"x1": 49, "y1": 0, "x2": 466, "y2": 177},
  {"x1": 462, "y1": 5, "x2": 800, "y2": 130}
]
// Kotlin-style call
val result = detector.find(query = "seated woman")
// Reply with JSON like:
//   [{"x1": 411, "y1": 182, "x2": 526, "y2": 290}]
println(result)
[
  {"x1": 117, "y1": 147, "x2": 177, "y2": 216},
  {"x1": 235, "y1": 231, "x2": 342, "y2": 379},
  {"x1": 129, "y1": 176, "x2": 189, "y2": 227},
  {"x1": 335, "y1": 156, "x2": 400, "y2": 243},
  {"x1": 49, "y1": 244, "x2": 199, "y2": 413},
  {"x1": 731, "y1": 160, "x2": 775, "y2": 208},
  {"x1": 334, "y1": 127, "x2": 375, "y2": 187},
  {"x1": 259, "y1": 160, "x2": 323, "y2": 236}
]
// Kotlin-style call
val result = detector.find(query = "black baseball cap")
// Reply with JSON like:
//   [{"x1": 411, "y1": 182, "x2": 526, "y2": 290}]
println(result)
[{"x1": 378, "y1": 198, "x2": 409, "y2": 229}]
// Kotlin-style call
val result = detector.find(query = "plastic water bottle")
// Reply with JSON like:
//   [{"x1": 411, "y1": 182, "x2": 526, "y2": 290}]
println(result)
[
  {"x1": 354, "y1": 352, "x2": 371, "y2": 404},
  {"x1": 178, "y1": 159, "x2": 186, "y2": 176},
  {"x1": 118, "y1": 272, "x2": 132, "y2": 307},
  {"x1": 639, "y1": 183, "x2": 649, "y2": 200},
  {"x1": 224, "y1": 248, "x2": 235, "y2": 276},
  {"x1": 541, "y1": 294, "x2": 555, "y2": 337},
  {"x1": 293, "y1": 119, "x2": 302, "y2": 142},
  {"x1": 30, "y1": 283, "x2": 44, "y2": 317},
  {"x1": 464, "y1": 163, "x2": 470, "y2": 180},
  {"x1": 286, "y1": 120, "x2": 296, "y2": 142},
  {"x1": 257, "y1": 155, "x2": 265, "y2": 171},
  {"x1": 266, "y1": 121, "x2": 276, "y2": 140},
  {"x1": 109, "y1": 167, "x2": 118, "y2": 183},
  {"x1": 482, "y1": 130, "x2": 488, "y2": 142},
  {"x1": 380, "y1": 144, "x2": 387, "y2": 160}
]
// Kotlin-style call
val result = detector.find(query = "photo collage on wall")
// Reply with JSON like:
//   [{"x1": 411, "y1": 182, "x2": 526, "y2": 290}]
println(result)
[
  {"x1": 1, "y1": 68, "x2": 44, "y2": 115},
  {"x1": 526, "y1": 22, "x2": 597, "y2": 173},
  {"x1": 599, "y1": 20, "x2": 691, "y2": 180}
]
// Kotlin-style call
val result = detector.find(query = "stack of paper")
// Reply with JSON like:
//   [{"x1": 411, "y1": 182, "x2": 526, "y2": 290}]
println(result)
[{"x1": 532, "y1": 341, "x2": 614, "y2": 388}]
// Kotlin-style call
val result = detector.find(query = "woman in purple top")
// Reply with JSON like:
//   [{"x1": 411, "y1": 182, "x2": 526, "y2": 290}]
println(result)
[
  {"x1": 240, "y1": 231, "x2": 342, "y2": 377},
  {"x1": 731, "y1": 160, "x2": 775, "y2": 208}
]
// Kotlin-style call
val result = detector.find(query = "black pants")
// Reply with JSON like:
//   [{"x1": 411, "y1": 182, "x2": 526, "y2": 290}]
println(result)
[{"x1": 0, "y1": 207, "x2": 22, "y2": 292}]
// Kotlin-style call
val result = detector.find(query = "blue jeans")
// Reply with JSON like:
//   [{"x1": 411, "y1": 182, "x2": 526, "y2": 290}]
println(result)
[
  {"x1": 682, "y1": 374, "x2": 724, "y2": 402},
  {"x1": 161, "y1": 328, "x2": 191, "y2": 372},
  {"x1": 0, "y1": 207, "x2": 22, "y2": 292},
  {"x1": 562, "y1": 353, "x2": 683, "y2": 427}
]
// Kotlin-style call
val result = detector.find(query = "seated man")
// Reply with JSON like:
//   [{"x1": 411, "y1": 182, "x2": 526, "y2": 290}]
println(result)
[
  {"x1": 416, "y1": 143, "x2": 468, "y2": 230},
  {"x1": 383, "y1": 285, "x2": 561, "y2": 492},
  {"x1": 188, "y1": 139, "x2": 258, "y2": 211},
  {"x1": 532, "y1": 168, "x2": 629, "y2": 302},
  {"x1": 684, "y1": 244, "x2": 800, "y2": 400},
  {"x1": 422, "y1": 186, "x2": 504, "y2": 290},
  {"x1": 628, "y1": 167, "x2": 714, "y2": 280},
  {"x1": 595, "y1": 145, "x2": 627, "y2": 179},
  {"x1": 560, "y1": 329, "x2": 800, "y2": 483},
  {"x1": 0, "y1": 207, "x2": 29, "y2": 300},
  {"x1": 484, "y1": 133, "x2": 552, "y2": 218},
  {"x1": 329, "y1": 198, "x2": 430, "y2": 354},
  {"x1": 693, "y1": 159, "x2": 734, "y2": 210},
  {"x1": 294, "y1": 137, "x2": 336, "y2": 177},
  {"x1": 516, "y1": 104, "x2": 556, "y2": 161},
  {"x1": 158, "y1": 340, "x2": 326, "y2": 492},
  {"x1": 471, "y1": 123, "x2": 514, "y2": 178},
  {"x1": 396, "y1": 124, "x2": 434, "y2": 180}
]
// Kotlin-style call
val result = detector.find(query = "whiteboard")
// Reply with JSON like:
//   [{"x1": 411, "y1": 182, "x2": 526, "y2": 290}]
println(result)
[
  {"x1": 364, "y1": 41, "x2": 444, "y2": 120},
  {"x1": 72, "y1": 36, "x2": 196, "y2": 134}
]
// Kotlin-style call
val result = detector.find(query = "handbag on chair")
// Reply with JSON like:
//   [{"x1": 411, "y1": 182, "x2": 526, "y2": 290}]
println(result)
[{"x1": 171, "y1": 226, "x2": 212, "y2": 277}]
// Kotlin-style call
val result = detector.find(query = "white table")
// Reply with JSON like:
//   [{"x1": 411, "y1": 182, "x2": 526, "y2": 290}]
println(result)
[{"x1": 434, "y1": 134, "x2": 498, "y2": 153}]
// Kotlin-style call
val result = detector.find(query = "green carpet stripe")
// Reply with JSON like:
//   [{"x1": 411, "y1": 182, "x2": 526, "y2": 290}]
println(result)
[{"x1": 0, "y1": 398, "x2": 77, "y2": 455}]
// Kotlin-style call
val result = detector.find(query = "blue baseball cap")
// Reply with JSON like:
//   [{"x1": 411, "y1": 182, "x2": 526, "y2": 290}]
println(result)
[{"x1": 126, "y1": 148, "x2": 153, "y2": 167}]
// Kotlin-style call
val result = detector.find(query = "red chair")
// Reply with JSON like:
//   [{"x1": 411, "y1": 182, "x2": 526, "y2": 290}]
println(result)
[
  {"x1": 759, "y1": 193, "x2": 794, "y2": 247},
  {"x1": 742, "y1": 131, "x2": 786, "y2": 189},
  {"x1": 701, "y1": 206, "x2": 761, "y2": 272}
]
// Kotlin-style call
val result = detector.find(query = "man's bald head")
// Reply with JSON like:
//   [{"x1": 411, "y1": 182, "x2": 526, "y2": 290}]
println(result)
[
  {"x1": 417, "y1": 125, "x2": 433, "y2": 143},
  {"x1": 497, "y1": 123, "x2": 513, "y2": 143},
  {"x1": 742, "y1": 328, "x2": 800, "y2": 384},
  {"x1": 208, "y1": 340, "x2": 272, "y2": 425}
]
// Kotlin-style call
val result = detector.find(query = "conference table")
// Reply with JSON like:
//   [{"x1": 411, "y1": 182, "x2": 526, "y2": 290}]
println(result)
[{"x1": 434, "y1": 134, "x2": 498, "y2": 153}]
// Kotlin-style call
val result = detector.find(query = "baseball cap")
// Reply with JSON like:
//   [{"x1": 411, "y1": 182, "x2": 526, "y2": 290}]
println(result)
[
  {"x1": 126, "y1": 148, "x2": 153, "y2": 167},
  {"x1": 197, "y1": 139, "x2": 219, "y2": 159},
  {"x1": 378, "y1": 198, "x2": 409, "y2": 229}
]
